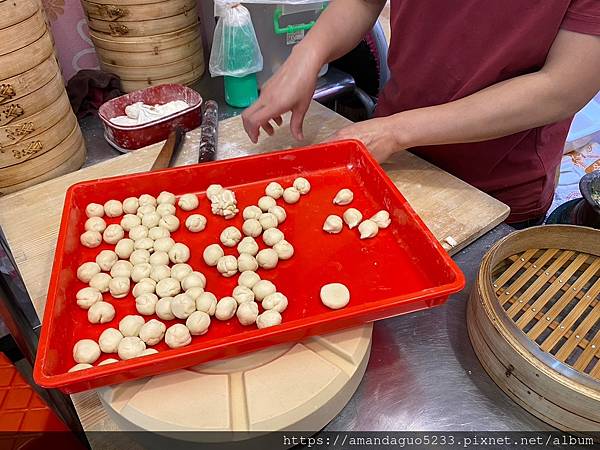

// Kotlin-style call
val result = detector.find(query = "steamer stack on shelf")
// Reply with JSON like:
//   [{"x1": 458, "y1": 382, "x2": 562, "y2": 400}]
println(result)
[
  {"x1": 0, "y1": 0, "x2": 86, "y2": 195},
  {"x1": 82, "y1": 0, "x2": 205, "y2": 93}
]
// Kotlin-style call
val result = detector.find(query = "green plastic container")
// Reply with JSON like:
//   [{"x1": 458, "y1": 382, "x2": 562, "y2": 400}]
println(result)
[{"x1": 224, "y1": 73, "x2": 258, "y2": 108}]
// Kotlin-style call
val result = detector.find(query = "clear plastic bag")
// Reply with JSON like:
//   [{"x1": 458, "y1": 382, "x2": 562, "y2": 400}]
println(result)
[{"x1": 209, "y1": 3, "x2": 264, "y2": 78}]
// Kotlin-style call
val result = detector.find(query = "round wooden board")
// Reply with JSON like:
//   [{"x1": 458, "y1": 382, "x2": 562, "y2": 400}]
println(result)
[{"x1": 99, "y1": 325, "x2": 372, "y2": 439}]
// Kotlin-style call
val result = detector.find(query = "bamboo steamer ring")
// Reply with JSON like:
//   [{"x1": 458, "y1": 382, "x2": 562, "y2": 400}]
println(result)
[
  {"x1": 0, "y1": 32, "x2": 55, "y2": 80},
  {"x1": 0, "y1": 9, "x2": 47, "y2": 57},
  {"x1": 89, "y1": 24, "x2": 199, "y2": 53},
  {"x1": 118, "y1": 62, "x2": 204, "y2": 92},
  {"x1": 467, "y1": 225, "x2": 600, "y2": 434},
  {"x1": 101, "y1": 48, "x2": 203, "y2": 80},
  {"x1": 0, "y1": 0, "x2": 39, "y2": 30},
  {"x1": 0, "y1": 55, "x2": 60, "y2": 106},
  {"x1": 87, "y1": 10, "x2": 198, "y2": 37},
  {"x1": 82, "y1": 0, "x2": 197, "y2": 22}
]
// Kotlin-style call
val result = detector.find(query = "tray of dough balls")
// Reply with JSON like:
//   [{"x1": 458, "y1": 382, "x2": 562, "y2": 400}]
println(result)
[{"x1": 33, "y1": 140, "x2": 464, "y2": 393}]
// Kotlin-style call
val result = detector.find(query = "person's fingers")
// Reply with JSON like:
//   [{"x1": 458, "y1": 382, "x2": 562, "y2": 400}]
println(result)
[
  {"x1": 290, "y1": 102, "x2": 309, "y2": 141},
  {"x1": 242, "y1": 103, "x2": 265, "y2": 144},
  {"x1": 273, "y1": 116, "x2": 283, "y2": 127},
  {"x1": 262, "y1": 121, "x2": 275, "y2": 136}
]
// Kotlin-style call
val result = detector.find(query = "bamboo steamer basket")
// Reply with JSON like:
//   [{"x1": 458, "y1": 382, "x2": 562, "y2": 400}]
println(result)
[
  {"x1": 89, "y1": 23, "x2": 198, "y2": 53},
  {"x1": 0, "y1": 32, "x2": 55, "y2": 80},
  {"x1": 87, "y1": 10, "x2": 198, "y2": 37},
  {"x1": 0, "y1": 0, "x2": 39, "y2": 30},
  {"x1": 0, "y1": 56, "x2": 60, "y2": 106},
  {"x1": 0, "y1": 9, "x2": 47, "y2": 57},
  {"x1": 118, "y1": 65, "x2": 203, "y2": 92},
  {"x1": 467, "y1": 225, "x2": 600, "y2": 434},
  {"x1": 82, "y1": 0, "x2": 196, "y2": 22},
  {"x1": 100, "y1": 48, "x2": 203, "y2": 80}
]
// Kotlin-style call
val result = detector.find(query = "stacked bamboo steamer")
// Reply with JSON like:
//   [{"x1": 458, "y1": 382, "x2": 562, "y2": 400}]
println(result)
[
  {"x1": 0, "y1": 0, "x2": 86, "y2": 196},
  {"x1": 83, "y1": 0, "x2": 205, "y2": 93}
]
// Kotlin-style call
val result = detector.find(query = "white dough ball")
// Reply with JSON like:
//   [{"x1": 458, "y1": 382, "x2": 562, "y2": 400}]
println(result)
[
  {"x1": 283, "y1": 187, "x2": 300, "y2": 204},
  {"x1": 119, "y1": 315, "x2": 145, "y2": 337},
  {"x1": 110, "y1": 260, "x2": 133, "y2": 278},
  {"x1": 196, "y1": 292, "x2": 217, "y2": 315},
  {"x1": 85, "y1": 217, "x2": 107, "y2": 233},
  {"x1": 268, "y1": 205, "x2": 287, "y2": 224},
  {"x1": 237, "y1": 253, "x2": 258, "y2": 272},
  {"x1": 69, "y1": 363, "x2": 92, "y2": 372},
  {"x1": 120, "y1": 214, "x2": 141, "y2": 232},
  {"x1": 262, "y1": 292, "x2": 288, "y2": 313},
  {"x1": 135, "y1": 293, "x2": 159, "y2": 315},
  {"x1": 333, "y1": 188, "x2": 354, "y2": 205},
  {"x1": 139, "y1": 319, "x2": 166, "y2": 346},
  {"x1": 320, "y1": 283, "x2": 350, "y2": 309},
  {"x1": 149, "y1": 251, "x2": 169, "y2": 266},
  {"x1": 134, "y1": 237, "x2": 154, "y2": 252},
  {"x1": 242, "y1": 219, "x2": 262, "y2": 237},
  {"x1": 115, "y1": 239, "x2": 135, "y2": 260},
  {"x1": 215, "y1": 297, "x2": 237, "y2": 320},
  {"x1": 181, "y1": 272, "x2": 206, "y2": 290},
  {"x1": 104, "y1": 200, "x2": 123, "y2": 218},
  {"x1": 148, "y1": 226, "x2": 170, "y2": 240},
  {"x1": 109, "y1": 276, "x2": 130, "y2": 299},
  {"x1": 220, "y1": 226, "x2": 242, "y2": 247},
  {"x1": 132, "y1": 278, "x2": 156, "y2": 297},
  {"x1": 89, "y1": 273, "x2": 112, "y2": 293},
  {"x1": 232, "y1": 285, "x2": 255, "y2": 304},
  {"x1": 256, "y1": 310, "x2": 282, "y2": 329},
  {"x1": 237, "y1": 237, "x2": 259, "y2": 256},
  {"x1": 171, "y1": 263, "x2": 193, "y2": 282},
  {"x1": 273, "y1": 240, "x2": 294, "y2": 260},
  {"x1": 156, "y1": 277, "x2": 181, "y2": 298},
  {"x1": 122, "y1": 197, "x2": 139, "y2": 214},
  {"x1": 157, "y1": 191, "x2": 176, "y2": 205},
  {"x1": 86, "y1": 203, "x2": 104, "y2": 218},
  {"x1": 203, "y1": 244, "x2": 224, "y2": 266},
  {"x1": 137, "y1": 205, "x2": 156, "y2": 217},
  {"x1": 88, "y1": 301, "x2": 116, "y2": 324},
  {"x1": 99, "y1": 358, "x2": 120, "y2": 365},
  {"x1": 256, "y1": 249, "x2": 278, "y2": 269},
  {"x1": 370, "y1": 210, "x2": 391, "y2": 228},
  {"x1": 103, "y1": 224, "x2": 125, "y2": 244},
  {"x1": 153, "y1": 237, "x2": 175, "y2": 253},
  {"x1": 217, "y1": 255, "x2": 238, "y2": 277},
  {"x1": 186, "y1": 311, "x2": 211, "y2": 335},
  {"x1": 141, "y1": 212, "x2": 161, "y2": 229},
  {"x1": 156, "y1": 203, "x2": 176, "y2": 217},
  {"x1": 323, "y1": 215, "x2": 343, "y2": 234},
  {"x1": 159, "y1": 215, "x2": 179, "y2": 232},
  {"x1": 99, "y1": 328, "x2": 123, "y2": 353},
  {"x1": 149, "y1": 264, "x2": 170, "y2": 283},
  {"x1": 258, "y1": 196, "x2": 277, "y2": 212},
  {"x1": 343, "y1": 208, "x2": 363, "y2": 229},
  {"x1": 243, "y1": 205, "x2": 263, "y2": 220},
  {"x1": 129, "y1": 225, "x2": 149, "y2": 241},
  {"x1": 138, "y1": 194, "x2": 157, "y2": 207},
  {"x1": 118, "y1": 336, "x2": 146, "y2": 360},
  {"x1": 96, "y1": 250, "x2": 118, "y2": 272},
  {"x1": 165, "y1": 324, "x2": 192, "y2": 348},
  {"x1": 236, "y1": 301, "x2": 259, "y2": 326},
  {"x1": 293, "y1": 177, "x2": 311, "y2": 194},
  {"x1": 155, "y1": 297, "x2": 175, "y2": 320},
  {"x1": 178, "y1": 193, "x2": 199, "y2": 211},
  {"x1": 131, "y1": 263, "x2": 152, "y2": 282},
  {"x1": 259, "y1": 213, "x2": 278, "y2": 231},
  {"x1": 206, "y1": 184, "x2": 223, "y2": 199},
  {"x1": 265, "y1": 182, "x2": 284, "y2": 199},
  {"x1": 168, "y1": 243, "x2": 190, "y2": 264},
  {"x1": 185, "y1": 214, "x2": 207, "y2": 232},
  {"x1": 262, "y1": 228, "x2": 284, "y2": 246},
  {"x1": 238, "y1": 271, "x2": 261, "y2": 289},
  {"x1": 186, "y1": 287, "x2": 204, "y2": 301},
  {"x1": 76, "y1": 287, "x2": 102, "y2": 309},
  {"x1": 358, "y1": 219, "x2": 379, "y2": 239},
  {"x1": 252, "y1": 280, "x2": 276, "y2": 301},
  {"x1": 77, "y1": 262, "x2": 101, "y2": 283},
  {"x1": 129, "y1": 249, "x2": 151, "y2": 265},
  {"x1": 73, "y1": 339, "x2": 100, "y2": 364},
  {"x1": 80, "y1": 230, "x2": 102, "y2": 248}
]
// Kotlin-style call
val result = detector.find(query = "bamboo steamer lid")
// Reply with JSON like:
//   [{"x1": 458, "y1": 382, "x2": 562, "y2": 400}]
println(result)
[
  {"x1": 82, "y1": 0, "x2": 197, "y2": 22},
  {"x1": 101, "y1": 48, "x2": 203, "y2": 79},
  {"x1": 87, "y1": 9, "x2": 198, "y2": 37},
  {"x1": 89, "y1": 24, "x2": 199, "y2": 53},
  {"x1": 0, "y1": 0, "x2": 39, "y2": 30},
  {"x1": 467, "y1": 225, "x2": 600, "y2": 434},
  {"x1": 119, "y1": 64, "x2": 204, "y2": 92},
  {"x1": 0, "y1": 31, "x2": 55, "y2": 80},
  {"x1": 0, "y1": 56, "x2": 60, "y2": 106},
  {"x1": 0, "y1": 9, "x2": 47, "y2": 57}
]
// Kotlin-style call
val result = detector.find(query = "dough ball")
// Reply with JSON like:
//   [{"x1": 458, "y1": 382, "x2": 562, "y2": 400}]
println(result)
[
  {"x1": 262, "y1": 228, "x2": 284, "y2": 246},
  {"x1": 156, "y1": 277, "x2": 181, "y2": 298},
  {"x1": 80, "y1": 231, "x2": 102, "y2": 248},
  {"x1": 149, "y1": 251, "x2": 169, "y2": 266},
  {"x1": 333, "y1": 188, "x2": 354, "y2": 205},
  {"x1": 69, "y1": 363, "x2": 92, "y2": 372},
  {"x1": 265, "y1": 182, "x2": 284, "y2": 199},
  {"x1": 320, "y1": 283, "x2": 350, "y2": 309},
  {"x1": 150, "y1": 264, "x2": 171, "y2": 283},
  {"x1": 236, "y1": 301, "x2": 259, "y2": 326},
  {"x1": 86, "y1": 203, "x2": 104, "y2": 218},
  {"x1": 186, "y1": 311, "x2": 211, "y2": 335},
  {"x1": 85, "y1": 217, "x2": 107, "y2": 233},
  {"x1": 237, "y1": 237, "x2": 259, "y2": 256},
  {"x1": 252, "y1": 280, "x2": 276, "y2": 301},
  {"x1": 135, "y1": 293, "x2": 159, "y2": 315},
  {"x1": 139, "y1": 319, "x2": 166, "y2": 346},
  {"x1": 185, "y1": 214, "x2": 207, "y2": 232},
  {"x1": 256, "y1": 249, "x2": 278, "y2": 269},
  {"x1": 99, "y1": 358, "x2": 120, "y2": 365},
  {"x1": 119, "y1": 315, "x2": 145, "y2": 337},
  {"x1": 283, "y1": 187, "x2": 300, "y2": 204},
  {"x1": 129, "y1": 249, "x2": 151, "y2": 266},
  {"x1": 141, "y1": 212, "x2": 161, "y2": 229},
  {"x1": 186, "y1": 286, "x2": 204, "y2": 301},
  {"x1": 110, "y1": 260, "x2": 133, "y2": 278},
  {"x1": 259, "y1": 213, "x2": 278, "y2": 231},
  {"x1": 132, "y1": 278, "x2": 156, "y2": 297},
  {"x1": 96, "y1": 250, "x2": 118, "y2": 272},
  {"x1": 168, "y1": 243, "x2": 190, "y2": 264},
  {"x1": 232, "y1": 285, "x2": 255, "y2": 304},
  {"x1": 137, "y1": 205, "x2": 156, "y2": 217},
  {"x1": 77, "y1": 262, "x2": 101, "y2": 283},
  {"x1": 256, "y1": 310, "x2": 282, "y2": 329},
  {"x1": 76, "y1": 287, "x2": 103, "y2": 309},
  {"x1": 134, "y1": 237, "x2": 154, "y2": 252},
  {"x1": 343, "y1": 208, "x2": 363, "y2": 229},
  {"x1": 128, "y1": 225, "x2": 149, "y2": 241},
  {"x1": 159, "y1": 214, "x2": 180, "y2": 232},
  {"x1": 104, "y1": 200, "x2": 123, "y2": 218},
  {"x1": 243, "y1": 205, "x2": 263, "y2": 220},
  {"x1": 98, "y1": 328, "x2": 123, "y2": 353},
  {"x1": 370, "y1": 210, "x2": 391, "y2": 229},
  {"x1": 196, "y1": 292, "x2": 217, "y2": 315},
  {"x1": 273, "y1": 240, "x2": 294, "y2": 260},
  {"x1": 118, "y1": 336, "x2": 146, "y2": 360},
  {"x1": 155, "y1": 297, "x2": 175, "y2": 320},
  {"x1": 258, "y1": 195, "x2": 277, "y2": 212},
  {"x1": 268, "y1": 205, "x2": 287, "y2": 224},
  {"x1": 293, "y1": 177, "x2": 311, "y2": 195},
  {"x1": 181, "y1": 272, "x2": 206, "y2": 290},
  {"x1": 178, "y1": 193, "x2": 199, "y2": 211},
  {"x1": 156, "y1": 203, "x2": 176, "y2": 217},
  {"x1": 120, "y1": 214, "x2": 141, "y2": 232},
  {"x1": 262, "y1": 292, "x2": 288, "y2": 313},
  {"x1": 323, "y1": 215, "x2": 343, "y2": 234},
  {"x1": 103, "y1": 224, "x2": 125, "y2": 244},
  {"x1": 220, "y1": 226, "x2": 242, "y2": 247},
  {"x1": 157, "y1": 191, "x2": 176, "y2": 205},
  {"x1": 109, "y1": 276, "x2": 130, "y2": 299},
  {"x1": 148, "y1": 226, "x2": 170, "y2": 240},
  {"x1": 122, "y1": 197, "x2": 139, "y2": 214},
  {"x1": 153, "y1": 237, "x2": 175, "y2": 253},
  {"x1": 165, "y1": 324, "x2": 192, "y2": 348},
  {"x1": 358, "y1": 219, "x2": 379, "y2": 239},
  {"x1": 242, "y1": 219, "x2": 262, "y2": 237},
  {"x1": 237, "y1": 253, "x2": 258, "y2": 272},
  {"x1": 215, "y1": 297, "x2": 237, "y2": 321},
  {"x1": 238, "y1": 271, "x2": 260, "y2": 289},
  {"x1": 203, "y1": 244, "x2": 224, "y2": 266},
  {"x1": 217, "y1": 255, "x2": 238, "y2": 277},
  {"x1": 115, "y1": 239, "x2": 135, "y2": 260},
  {"x1": 89, "y1": 273, "x2": 112, "y2": 293},
  {"x1": 131, "y1": 263, "x2": 152, "y2": 283},
  {"x1": 171, "y1": 263, "x2": 193, "y2": 282},
  {"x1": 138, "y1": 194, "x2": 157, "y2": 207},
  {"x1": 88, "y1": 301, "x2": 116, "y2": 324},
  {"x1": 206, "y1": 184, "x2": 223, "y2": 199},
  {"x1": 73, "y1": 339, "x2": 100, "y2": 364}
]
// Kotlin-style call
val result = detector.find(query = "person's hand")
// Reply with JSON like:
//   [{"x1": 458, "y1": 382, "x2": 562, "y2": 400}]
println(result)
[{"x1": 242, "y1": 46, "x2": 322, "y2": 143}]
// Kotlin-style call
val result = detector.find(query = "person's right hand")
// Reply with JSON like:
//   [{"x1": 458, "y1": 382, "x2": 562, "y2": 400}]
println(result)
[{"x1": 242, "y1": 46, "x2": 322, "y2": 143}]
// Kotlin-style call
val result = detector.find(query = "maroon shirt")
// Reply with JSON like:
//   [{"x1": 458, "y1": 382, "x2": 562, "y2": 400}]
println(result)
[{"x1": 376, "y1": 0, "x2": 600, "y2": 222}]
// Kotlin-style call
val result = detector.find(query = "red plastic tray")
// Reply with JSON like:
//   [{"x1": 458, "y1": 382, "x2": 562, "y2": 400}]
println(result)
[{"x1": 34, "y1": 140, "x2": 464, "y2": 393}]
